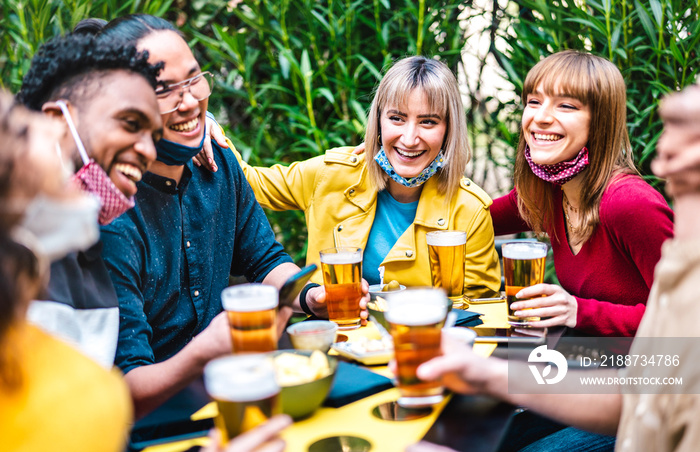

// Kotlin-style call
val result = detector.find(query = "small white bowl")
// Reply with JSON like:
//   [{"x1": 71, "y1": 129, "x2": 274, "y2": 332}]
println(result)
[{"x1": 286, "y1": 320, "x2": 338, "y2": 353}]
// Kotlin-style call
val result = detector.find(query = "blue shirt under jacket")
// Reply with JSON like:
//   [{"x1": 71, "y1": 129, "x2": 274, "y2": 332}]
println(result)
[{"x1": 101, "y1": 143, "x2": 293, "y2": 374}]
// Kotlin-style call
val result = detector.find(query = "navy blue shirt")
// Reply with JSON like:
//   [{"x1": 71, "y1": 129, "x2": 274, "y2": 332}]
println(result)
[{"x1": 101, "y1": 143, "x2": 293, "y2": 374}]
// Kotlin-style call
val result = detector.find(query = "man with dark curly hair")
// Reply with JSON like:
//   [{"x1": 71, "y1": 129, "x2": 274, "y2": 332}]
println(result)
[{"x1": 16, "y1": 32, "x2": 163, "y2": 368}]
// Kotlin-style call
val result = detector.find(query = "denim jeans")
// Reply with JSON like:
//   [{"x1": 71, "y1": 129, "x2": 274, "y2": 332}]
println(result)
[{"x1": 497, "y1": 410, "x2": 615, "y2": 452}]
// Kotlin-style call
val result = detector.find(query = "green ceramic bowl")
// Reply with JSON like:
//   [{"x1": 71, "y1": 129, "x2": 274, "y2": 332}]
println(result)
[{"x1": 273, "y1": 350, "x2": 338, "y2": 420}]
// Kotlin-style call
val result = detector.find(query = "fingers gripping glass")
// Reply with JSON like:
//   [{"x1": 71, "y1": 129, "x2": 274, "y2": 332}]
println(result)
[{"x1": 155, "y1": 71, "x2": 214, "y2": 114}]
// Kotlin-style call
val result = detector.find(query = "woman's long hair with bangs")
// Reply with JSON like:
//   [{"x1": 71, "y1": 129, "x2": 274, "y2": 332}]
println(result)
[
  {"x1": 514, "y1": 50, "x2": 636, "y2": 243},
  {"x1": 365, "y1": 56, "x2": 470, "y2": 202}
]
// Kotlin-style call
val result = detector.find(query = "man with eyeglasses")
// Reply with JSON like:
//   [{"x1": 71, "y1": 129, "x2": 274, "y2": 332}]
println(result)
[
  {"x1": 87, "y1": 15, "x2": 350, "y2": 418},
  {"x1": 16, "y1": 33, "x2": 163, "y2": 371}
]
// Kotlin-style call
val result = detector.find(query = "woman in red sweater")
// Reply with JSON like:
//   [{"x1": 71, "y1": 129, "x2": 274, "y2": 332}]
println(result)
[{"x1": 492, "y1": 50, "x2": 674, "y2": 337}]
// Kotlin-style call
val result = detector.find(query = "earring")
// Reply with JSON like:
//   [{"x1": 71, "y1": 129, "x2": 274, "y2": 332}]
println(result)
[{"x1": 377, "y1": 134, "x2": 382, "y2": 145}]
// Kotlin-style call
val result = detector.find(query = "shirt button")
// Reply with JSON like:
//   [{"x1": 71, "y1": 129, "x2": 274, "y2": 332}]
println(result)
[
  {"x1": 194, "y1": 290, "x2": 200, "y2": 297},
  {"x1": 350, "y1": 157, "x2": 357, "y2": 163},
  {"x1": 405, "y1": 250, "x2": 414, "y2": 258},
  {"x1": 165, "y1": 180, "x2": 173, "y2": 187},
  {"x1": 437, "y1": 218, "x2": 445, "y2": 226},
  {"x1": 465, "y1": 180, "x2": 471, "y2": 186},
  {"x1": 337, "y1": 225, "x2": 343, "y2": 232},
  {"x1": 349, "y1": 189, "x2": 355, "y2": 195},
  {"x1": 186, "y1": 241, "x2": 191, "y2": 248}
]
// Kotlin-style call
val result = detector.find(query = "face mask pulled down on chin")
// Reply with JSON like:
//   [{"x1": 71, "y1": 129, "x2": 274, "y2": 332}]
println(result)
[{"x1": 56, "y1": 100, "x2": 135, "y2": 225}]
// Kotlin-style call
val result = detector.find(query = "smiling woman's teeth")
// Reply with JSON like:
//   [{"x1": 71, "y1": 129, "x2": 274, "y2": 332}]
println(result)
[
  {"x1": 396, "y1": 148, "x2": 425, "y2": 157},
  {"x1": 114, "y1": 163, "x2": 142, "y2": 182},
  {"x1": 533, "y1": 132, "x2": 562, "y2": 141},
  {"x1": 170, "y1": 118, "x2": 198, "y2": 132}
]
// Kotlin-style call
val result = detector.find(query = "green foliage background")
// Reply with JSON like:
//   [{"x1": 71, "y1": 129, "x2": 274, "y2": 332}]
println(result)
[{"x1": 2, "y1": 0, "x2": 699, "y2": 263}]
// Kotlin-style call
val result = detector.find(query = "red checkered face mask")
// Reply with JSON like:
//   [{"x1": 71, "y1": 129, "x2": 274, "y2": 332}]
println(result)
[{"x1": 57, "y1": 101, "x2": 135, "y2": 225}]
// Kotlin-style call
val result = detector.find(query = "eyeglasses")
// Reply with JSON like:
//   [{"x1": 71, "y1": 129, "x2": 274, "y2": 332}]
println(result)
[{"x1": 155, "y1": 71, "x2": 214, "y2": 114}]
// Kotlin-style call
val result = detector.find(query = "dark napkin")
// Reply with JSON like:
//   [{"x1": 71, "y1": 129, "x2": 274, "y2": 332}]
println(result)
[
  {"x1": 455, "y1": 309, "x2": 483, "y2": 327},
  {"x1": 323, "y1": 361, "x2": 394, "y2": 408}
]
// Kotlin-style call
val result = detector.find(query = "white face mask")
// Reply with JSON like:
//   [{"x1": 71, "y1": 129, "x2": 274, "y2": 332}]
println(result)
[{"x1": 12, "y1": 193, "x2": 101, "y2": 262}]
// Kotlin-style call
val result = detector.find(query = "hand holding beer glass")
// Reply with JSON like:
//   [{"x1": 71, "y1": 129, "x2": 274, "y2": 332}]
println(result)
[
  {"x1": 320, "y1": 247, "x2": 363, "y2": 330},
  {"x1": 426, "y1": 230, "x2": 467, "y2": 309},
  {"x1": 203, "y1": 354, "x2": 281, "y2": 445},
  {"x1": 502, "y1": 242, "x2": 547, "y2": 327},
  {"x1": 221, "y1": 284, "x2": 278, "y2": 353},
  {"x1": 385, "y1": 288, "x2": 449, "y2": 407}
]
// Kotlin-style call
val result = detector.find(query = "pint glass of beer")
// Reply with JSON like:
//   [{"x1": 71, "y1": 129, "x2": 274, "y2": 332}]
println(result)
[
  {"x1": 319, "y1": 247, "x2": 363, "y2": 330},
  {"x1": 426, "y1": 230, "x2": 467, "y2": 308},
  {"x1": 204, "y1": 354, "x2": 280, "y2": 445},
  {"x1": 385, "y1": 288, "x2": 448, "y2": 407},
  {"x1": 502, "y1": 241, "x2": 547, "y2": 326},
  {"x1": 221, "y1": 284, "x2": 278, "y2": 353}
]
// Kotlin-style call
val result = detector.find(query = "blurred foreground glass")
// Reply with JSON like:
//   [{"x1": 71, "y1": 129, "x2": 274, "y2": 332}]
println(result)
[
  {"x1": 385, "y1": 288, "x2": 449, "y2": 407},
  {"x1": 502, "y1": 242, "x2": 547, "y2": 326},
  {"x1": 319, "y1": 247, "x2": 363, "y2": 330},
  {"x1": 221, "y1": 284, "x2": 278, "y2": 353},
  {"x1": 204, "y1": 354, "x2": 280, "y2": 445},
  {"x1": 426, "y1": 230, "x2": 467, "y2": 309}
]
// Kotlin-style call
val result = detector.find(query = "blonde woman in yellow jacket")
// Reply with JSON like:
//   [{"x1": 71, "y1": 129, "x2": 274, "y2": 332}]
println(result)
[{"x1": 207, "y1": 56, "x2": 500, "y2": 296}]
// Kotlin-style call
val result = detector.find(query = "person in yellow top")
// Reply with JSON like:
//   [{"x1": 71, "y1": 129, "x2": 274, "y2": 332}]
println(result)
[
  {"x1": 208, "y1": 56, "x2": 500, "y2": 298},
  {"x1": 0, "y1": 91, "x2": 132, "y2": 451}
]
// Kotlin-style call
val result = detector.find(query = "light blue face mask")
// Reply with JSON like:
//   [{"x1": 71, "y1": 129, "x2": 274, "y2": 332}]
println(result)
[{"x1": 374, "y1": 147, "x2": 445, "y2": 188}]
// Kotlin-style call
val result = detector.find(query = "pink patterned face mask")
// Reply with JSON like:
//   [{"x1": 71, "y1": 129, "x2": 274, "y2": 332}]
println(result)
[
  {"x1": 56, "y1": 101, "x2": 135, "y2": 225},
  {"x1": 524, "y1": 145, "x2": 590, "y2": 185}
]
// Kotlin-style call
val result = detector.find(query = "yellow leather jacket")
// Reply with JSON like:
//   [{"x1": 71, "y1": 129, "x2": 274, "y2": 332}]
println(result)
[{"x1": 235, "y1": 146, "x2": 500, "y2": 297}]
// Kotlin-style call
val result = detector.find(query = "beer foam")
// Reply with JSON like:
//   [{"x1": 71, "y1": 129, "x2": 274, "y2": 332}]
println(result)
[
  {"x1": 426, "y1": 230, "x2": 467, "y2": 246},
  {"x1": 222, "y1": 284, "x2": 278, "y2": 311},
  {"x1": 502, "y1": 242, "x2": 547, "y2": 260},
  {"x1": 385, "y1": 300, "x2": 447, "y2": 326},
  {"x1": 319, "y1": 251, "x2": 362, "y2": 264},
  {"x1": 204, "y1": 355, "x2": 279, "y2": 401}
]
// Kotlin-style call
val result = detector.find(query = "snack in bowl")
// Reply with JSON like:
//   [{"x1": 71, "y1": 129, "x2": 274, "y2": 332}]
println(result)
[
  {"x1": 272, "y1": 350, "x2": 338, "y2": 419},
  {"x1": 286, "y1": 320, "x2": 338, "y2": 353},
  {"x1": 331, "y1": 336, "x2": 394, "y2": 365}
]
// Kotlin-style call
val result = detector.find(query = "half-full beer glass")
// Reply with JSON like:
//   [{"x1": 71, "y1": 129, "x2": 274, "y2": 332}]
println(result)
[
  {"x1": 221, "y1": 284, "x2": 278, "y2": 353},
  {"x1": 385, "y1": 288, "x2": 448, "y2": 407},
  {"x1": 204, "y1": 354, "x2": 280, "y2": 445},
  {"x1": 426, "y1": 230, "x2": 467, "y2": 308},
  {"x1": 319, "y1": 247, "x2": 363, "y2": 330},
  {"x1": 502, "y1": 241, "x2": 547, "y2": 326}
]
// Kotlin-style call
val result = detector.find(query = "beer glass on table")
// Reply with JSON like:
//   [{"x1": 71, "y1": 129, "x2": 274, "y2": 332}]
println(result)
[
  {"x1": 204, "y1": 354, "x2": 280, "y2": 445},
  {"x1": 385, "y1": 288, "x2": 449, "y2": 407},
  {"x1": 502, "y1": 241, "x2": 547, "y2": 326},
  {"x1": 221, "y1": 284, "x2": 278, "y2": 353},
  {"x1": 319, "y1": 247, "x2": 363, "y2": 330},
  {"x1": 426, "y1": 230, "x2": 467, "y2": 309}
]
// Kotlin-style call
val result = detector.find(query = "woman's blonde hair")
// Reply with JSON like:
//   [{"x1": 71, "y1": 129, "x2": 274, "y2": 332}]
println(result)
[
  {"x1": 365, "y1": 56, "x2": 470, "y2": 201},
  {"x1": 514, "y1": 50, "x2": 636, "y2": 243}
]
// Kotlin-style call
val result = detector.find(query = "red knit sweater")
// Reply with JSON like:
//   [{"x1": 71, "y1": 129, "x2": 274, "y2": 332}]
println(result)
[{"x1": 491, "y1": 175, "x2": 674, "y2": 336}]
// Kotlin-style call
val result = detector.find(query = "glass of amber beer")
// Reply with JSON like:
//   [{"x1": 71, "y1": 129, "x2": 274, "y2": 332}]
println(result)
[
  {"x1": 426, "y1": 230, "x2": 467, "y2": 309},
  {"x1": 502, "y1": 241, "x2": 548, "y2": 326},
  {"x1": 319, "y1": 247, "x2": 363, "y2": 330},
  {"x1": 204, "y1": 354, "x2": 280, "y2": 445},
  {"x1": 221, "y1": 284, "x2": 278, "y2": 353},
  {"x1": 385, "y1": 288, "x2": 449, "y2": 407}
]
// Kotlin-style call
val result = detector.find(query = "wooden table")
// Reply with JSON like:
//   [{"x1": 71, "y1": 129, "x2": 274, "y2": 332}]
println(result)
[{"x1": 133, "y1": 300, "x2": 514, "y2": 452}]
